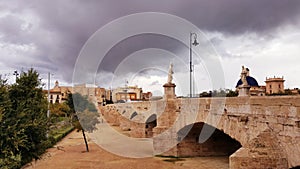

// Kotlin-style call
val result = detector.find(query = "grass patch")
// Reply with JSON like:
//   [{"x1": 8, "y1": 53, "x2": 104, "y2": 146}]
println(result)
[
  {"x1": 47, "y1": 125, "x2": 74, "y2": 147},
  {"x1": 51, "y1": 125, "x2": 74, "y2": 142}
]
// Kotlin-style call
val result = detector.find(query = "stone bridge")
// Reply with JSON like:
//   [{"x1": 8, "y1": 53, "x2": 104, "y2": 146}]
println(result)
[{"x1": 100, "y1": 96, "x2": 300, "y2": 169}]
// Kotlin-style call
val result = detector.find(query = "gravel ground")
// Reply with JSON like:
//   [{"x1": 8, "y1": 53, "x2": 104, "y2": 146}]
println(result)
[{"x1": 23, "y1": 130, "x2": 229, "y2": 169}]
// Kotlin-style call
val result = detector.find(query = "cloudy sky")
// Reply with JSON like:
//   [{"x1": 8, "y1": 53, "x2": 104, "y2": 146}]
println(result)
[{"x1": 1, "y1": 0, "x2": 300, "y2": 96}]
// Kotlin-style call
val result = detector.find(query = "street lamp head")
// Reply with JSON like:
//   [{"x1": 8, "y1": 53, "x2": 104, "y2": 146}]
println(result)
[
  {"x1": 192, "y1": 38, "x2": 199, "y2": 46},
  {"x1": 13, "y1": 70, "x2": 19, "y2": 76}
]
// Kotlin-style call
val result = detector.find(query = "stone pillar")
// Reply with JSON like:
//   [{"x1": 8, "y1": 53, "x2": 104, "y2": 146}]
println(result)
[
  {"x1": 153, "y1": 126, "x2": 178, "y2": 156},
  {"x1": 238, "y1": 85, "x2": 251, "y2": 97},
  {"x1": 153, "y1": 99, "x2": 179, "y2": 156},
  {"x1": 163, "y1": 83, "x2": 176, "y2": 99}
]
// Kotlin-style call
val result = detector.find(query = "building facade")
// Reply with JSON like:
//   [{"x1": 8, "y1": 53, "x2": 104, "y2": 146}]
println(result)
[
  {"x1": 45, "y1": 81, "x2": 111, "y2": 105},
  {"x1": 45, "y1": 81, "x2": 73, "y2": 104},
  {"x1": 111, "y1": 86, "x2": 152, "y2": 103},
  {"x1": 249, "y1": 86, "x2": 266, "y2": 96},
  {"x1": 112, "y1": 86, "x2": 142, "y2": 103},
  {"x1": 73, "y1": 84, "x2": 110, "y2": 105},
  {"x1": 265, "y1": 77, "x2": 285, "y2": 94}
]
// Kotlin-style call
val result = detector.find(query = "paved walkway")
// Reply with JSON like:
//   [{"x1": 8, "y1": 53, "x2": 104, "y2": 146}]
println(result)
[{"x1": 23, "y1": 130, "x2": 229, "y2": 169}]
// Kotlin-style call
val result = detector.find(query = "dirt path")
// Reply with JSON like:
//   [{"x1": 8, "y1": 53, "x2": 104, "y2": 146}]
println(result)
[{"x1": 23, "y1": 130, "x2": 229, "y2": 169}]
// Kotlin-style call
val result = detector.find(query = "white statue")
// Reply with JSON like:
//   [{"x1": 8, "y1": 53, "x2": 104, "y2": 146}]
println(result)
[
  {"x1": 240, "y1": 66, "x2": 248, "y2": 86},
  {"x1": 167, "y1": 63, "x2": 174, "y2": 84}
]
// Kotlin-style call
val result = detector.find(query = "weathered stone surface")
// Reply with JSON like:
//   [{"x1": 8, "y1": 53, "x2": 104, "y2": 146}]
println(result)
[
  {"x1": 100, "y1": 96, "x2": 300, "y2": 168},
  {"x1": 230, "y1": 130, "x2": 288, "y2": 169}
]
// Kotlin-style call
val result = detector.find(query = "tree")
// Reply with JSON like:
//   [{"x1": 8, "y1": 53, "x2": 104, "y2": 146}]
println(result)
[
  {"x1": 284, "y1": 89, "x2": 293, "y2": 95},
  {"x1": 0, "y1": 76, "x2": 22, "y2": 168},
  {"x1": 50, "y1": 102, "x2": 70, "y2": 117},
  {"x1": 199, "y1": 91, "x2": 211, "y2": 97},
  {"x1": 212, "y1": 89, "x2": 226, "y2": 97},
  {"x1": 66, "y1": 93, "x2": 99, "y2": 152},
  {"x1": 226, "y1": 89, "x2": 238, "y2": 97},
  {"x1": 0, "y1": 69, "x2": 50, "y2": 169},
  {"x1": 200, "y1": 89, "x2": 238, "y2": 97}
]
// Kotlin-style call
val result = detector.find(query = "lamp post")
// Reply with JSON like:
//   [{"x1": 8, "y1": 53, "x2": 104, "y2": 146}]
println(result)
[
  {"x1": 124, "y1": 80, "x2": 128, "y2": 102},
  {"x1": 47, "y1": 72, "x2": 51, "y2": 118},
  {"x1": 13, "y1": 70, "x2": 19, "y2": 82},
  {"x1": 190, "y1": 32, "x2": 199, "y2": 98},
  {"x1": 47, "y1": 72, "x2": 54, "y2": 117}
]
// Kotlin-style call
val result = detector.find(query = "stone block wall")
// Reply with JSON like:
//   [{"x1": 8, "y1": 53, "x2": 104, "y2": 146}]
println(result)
[
  {"x1": 230, "y1": 130, "x2": 288, "y2": 169},
  {"x1": 100, "y1": 96, "x2": 300, "y2": 168}
]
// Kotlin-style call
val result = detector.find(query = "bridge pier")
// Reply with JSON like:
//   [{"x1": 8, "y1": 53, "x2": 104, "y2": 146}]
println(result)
[
  {"x1": 153, "y1": 99, "x2": 179, "y2": 156},
  {"x1": 153, "y1": 126, "x2": 179, "y2": 156},
  {"x1": 230, "y1": 130, "x2": 288, "y2": 169}
]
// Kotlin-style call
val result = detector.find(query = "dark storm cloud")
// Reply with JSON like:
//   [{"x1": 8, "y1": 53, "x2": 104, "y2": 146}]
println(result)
[
  {"x1": 99, "y1": 34, "x2": 186, "y2": 72},
  {"x1": 175, "y1": 0, "x2": 300, "y2": 34},
  {"x1": 0, "y1": 15, "x2": 24, "y2": 44},
  {"x1": 1, "y1": 0, "x2": 300, "y2": 83}
]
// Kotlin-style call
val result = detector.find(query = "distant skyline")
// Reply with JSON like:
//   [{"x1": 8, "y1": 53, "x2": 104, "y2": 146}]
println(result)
[{"x1": 1, "y1": 0, "x2": 300, "y2": 96}]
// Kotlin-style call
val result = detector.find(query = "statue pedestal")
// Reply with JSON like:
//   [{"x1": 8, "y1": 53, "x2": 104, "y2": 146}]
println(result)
[
  {"x1": 163, "y1": 83, "x2": 176, "y2": 99},
  {"x1": 238, "y1": 85, "x2": 251, "y2": 97}
]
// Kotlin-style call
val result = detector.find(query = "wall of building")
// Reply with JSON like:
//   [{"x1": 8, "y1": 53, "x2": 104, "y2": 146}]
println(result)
[
  {"x1": 47, "y1": 83, "x2": 71, "y2": 104},
  {"x1": 73, "y1": 84, "x2": 109, "y2": 105},
  {"x1": 265, "y1": 77, "x2": 285, "y2": 94},
  {"x1": 112, "y1": 86, "x2": 142, "y2": 102}
]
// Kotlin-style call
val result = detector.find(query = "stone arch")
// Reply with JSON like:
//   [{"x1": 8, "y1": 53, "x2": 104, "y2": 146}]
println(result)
[
  {"x1": 145, "y1": 114, "x2": 157, "y2": 138},
  {"x1": 176, "y1": 122, "x2": 241, "y2": 157}
]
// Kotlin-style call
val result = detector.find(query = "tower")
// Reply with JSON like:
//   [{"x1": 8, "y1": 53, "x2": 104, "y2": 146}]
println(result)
[{"x1": 265, "y1": 77, "x2": 285, "y2": 94}]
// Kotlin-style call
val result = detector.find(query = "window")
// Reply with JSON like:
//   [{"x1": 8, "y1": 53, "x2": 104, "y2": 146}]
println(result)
[
  {"x1": 279, "y1": 84, "x2": 281, "y2": 89},
  {"x1": 270, "y1": 85, "x2": 272, "y2": 89}
]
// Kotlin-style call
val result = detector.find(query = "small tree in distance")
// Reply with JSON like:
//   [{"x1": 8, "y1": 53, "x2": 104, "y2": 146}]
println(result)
[
  {"x1": 66, "y1": 93, "x2": 99, "y2": 152},
  {"x1": 199, "y1": 89, "x2": 238, "y2": 97}
]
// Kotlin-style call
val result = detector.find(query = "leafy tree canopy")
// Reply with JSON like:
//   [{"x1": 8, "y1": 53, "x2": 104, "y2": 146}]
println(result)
[{"x1": 0, "y1": 69, "x2": 49, "y2": 169}]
